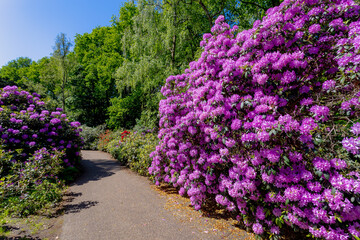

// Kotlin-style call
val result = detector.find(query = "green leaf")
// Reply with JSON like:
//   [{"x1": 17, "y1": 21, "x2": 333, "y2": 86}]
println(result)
[
  {"x1": 315, "y1": 170, "x2": 323, "y2": 177},
  {"x1": 269, "y1": 129, "x2": 277, "y2": 136},
  {"x1": 275, "y1": 218, "x2": 282, "y2": 228},
  {"x1": 285, "y1": 199, "x2": 290, "y2": 205},
  {"x1": 353, "y1": 235, "x2": 360, "y2": 240}
]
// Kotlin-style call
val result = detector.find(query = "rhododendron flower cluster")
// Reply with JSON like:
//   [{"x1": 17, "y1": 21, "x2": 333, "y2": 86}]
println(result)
[
  {"x1": 150, "y1": 0, "x2": 360, "y2": 239},
  {"x1": 0, "y1": 86, "x2": 82, "y2": 167}
]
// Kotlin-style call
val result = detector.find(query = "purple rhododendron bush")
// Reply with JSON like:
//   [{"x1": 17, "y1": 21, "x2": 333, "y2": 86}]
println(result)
[
  {"x1": 149, "y1": 0, "x2": 360, "y2": 239},
  {"x1": 0, "y1": 85, "x2": 82, "y2": 180}
]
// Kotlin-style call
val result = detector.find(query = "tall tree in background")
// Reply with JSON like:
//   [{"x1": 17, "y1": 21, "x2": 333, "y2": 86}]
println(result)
[
  {"x1": 52, "y1": 33, "x2": 72, "y2": 112},
  {"x1": 72, "y1": 26, "x2": 123, "y2": 126}
]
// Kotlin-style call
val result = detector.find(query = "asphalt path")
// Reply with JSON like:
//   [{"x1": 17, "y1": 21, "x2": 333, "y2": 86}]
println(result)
[{"x1": 60, "y1": 151, "x2": 222, "y2": 240}]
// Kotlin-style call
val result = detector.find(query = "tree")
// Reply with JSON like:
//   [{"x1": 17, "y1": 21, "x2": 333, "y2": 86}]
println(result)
[
  {"x1": 52, "y1": 33, "x2": 73, "y2": 112},
  {"x1": 0, "y1": 57, "x2": 33, "y2": 88},
  {"x1": 72, "y1": 27, "x2": 123, "y2": 126}
]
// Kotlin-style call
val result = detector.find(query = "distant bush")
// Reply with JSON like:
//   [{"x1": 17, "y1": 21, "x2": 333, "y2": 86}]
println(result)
[
  {"x1": 104, "y1": 130, "x2": 158, "y2": 177},
  {"x1": 80, "y1": 124, "x2": 106, "y2": 150},
  {"x1": 97, "y1": 129, "x2": 114, "y2": 151}
]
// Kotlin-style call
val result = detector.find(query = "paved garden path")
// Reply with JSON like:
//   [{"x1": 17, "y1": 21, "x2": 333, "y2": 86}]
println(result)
[{"x1": 60, "y1": 151, "x2": 253, "y2": 240}]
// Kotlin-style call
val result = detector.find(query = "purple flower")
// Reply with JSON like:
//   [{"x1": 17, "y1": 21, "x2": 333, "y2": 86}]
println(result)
[
  {"x1": 300, "y1": 98, "x2": 313, "y2": 106},
  {"x1": 219, "y1": 148, "x2": 229, "y2": 156},
  {"x1": 256, "y1": 206, "x2": 265, "y2": 220},
  {"x1": 188, "y1": 126, "x2": 197, "y2": 135},
  {"x1": 50, "y1": 118, "x2": 61, "y2": 124},
  {"x1": 225, "y1": 138, "x2": 236, "y2": 148},
  {"x1": 252, "y1": 223, "x2": 263, "y2": 235},
  {"x1": 342, "y1": 137, "x2": 359, "y2": 154},
  {"x1": 70, "y1": 121, "x2": 81, "y2": 127},
  {"x1": 351, "y1": 123, "x2": 360, "y2": 136},
  {"x1": 310, "y1": 105, "x2": 329, "y2": 121},
  {"x1": 322, "y1": 80, "x2": 336, "y2": 91},
  {"x1": 308, "y1": 24, "x2": 321, "y2": 34},
  {"x1": 313, "y1": 157, "x2": 331, "y2": 172},
  {"x1": 330, "y1": 158, "x2": 347, "y2": 170},
  {"x1": 300, "y1": 118, "x2": 318, "y2": 134},
  {"x1": 3, "y1": 134, "x2": 9, "y2": 139},
  {"x1": 231, "y1": 119, "x2": 241, "y2": 130},
  {"x1": 257, "y1": 131, "x2": 270, "y2": 142},
  {"x1": 270, "y1": 226, "x2": 280, "y2": 234},
  {"x1": 253, "y1": 73, "x2": 269, "y2": 85},
  {"x1": 341, "y1": 101, "x2": 351, "y2": 111}
]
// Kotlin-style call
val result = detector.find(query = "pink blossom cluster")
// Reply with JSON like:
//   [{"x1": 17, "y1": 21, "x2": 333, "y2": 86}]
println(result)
[{"x1": 150, "y1": 0, "x2": 360, "y2": 239}]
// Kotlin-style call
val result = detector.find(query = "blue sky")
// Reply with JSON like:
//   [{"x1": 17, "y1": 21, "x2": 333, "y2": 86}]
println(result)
[{"x1": 0, "y1": 0, "x2": 126, "y2": 67}]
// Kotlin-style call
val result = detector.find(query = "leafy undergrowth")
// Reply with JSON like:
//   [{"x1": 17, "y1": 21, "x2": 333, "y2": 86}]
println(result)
[{"x1": 0, "y1": 202, "x2": 64, "y2": 240}]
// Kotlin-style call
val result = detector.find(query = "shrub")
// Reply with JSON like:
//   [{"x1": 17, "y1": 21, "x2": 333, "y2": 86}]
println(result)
[
  {"x1": 0, "y1": 85, "x2": 82, "y2": 177},
  {"x1": 150, "y1": 0, "x2": 360, "y2": 239},
  {"x1": 105, "y1": 130, "x2": 158, "y2": 177},
  {"x1": 0, "y1": 147, "x2": 64, "y2": 216},
  {"x1": 80, "y1": 124, "x2": 106, "y2": 150},
  {"x1": 97, "y1": 129, "x2": 114, "y2": 151}
]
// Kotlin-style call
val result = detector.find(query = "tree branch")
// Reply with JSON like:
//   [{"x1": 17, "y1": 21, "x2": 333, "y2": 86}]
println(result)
[{"x1": 197, "y1": 0, "x2": 213, "y2": 27}]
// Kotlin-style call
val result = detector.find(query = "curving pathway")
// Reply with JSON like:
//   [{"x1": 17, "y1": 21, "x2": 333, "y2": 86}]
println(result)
[{"x1": 60, "y1": 151, "x2": 253, "y2": 240}]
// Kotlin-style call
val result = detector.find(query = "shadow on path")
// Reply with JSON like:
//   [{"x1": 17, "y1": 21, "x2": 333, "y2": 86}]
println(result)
[
  {"x1": 64, "y1": 200, "x2": 99, "y2": 214},
  {"x1": 73, "y1": 158, "x2": 124, "y2": 187},
  {"x1": 0, "y1": 236, "x2": 41, "y2": 240},
  {"x1": 60, "y1": 152, "x2": 124, "y2": 216}
]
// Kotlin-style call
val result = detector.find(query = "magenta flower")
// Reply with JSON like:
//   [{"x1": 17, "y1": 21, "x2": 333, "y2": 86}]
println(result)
[
  {"x1": 230, "y1": 119, "x2": 241, "y2": 130},
  {"x1": 342, "y1": 137, "x2": 359, "y2": 154},
  {"x1": 252, "y1": 223, "x2": 263, "y2": 235},
  {"x1": 308, "y1": 24, "x2": 321, "y2": 34},
  {"x1": 351, "y1": 122, "x2": 360, "y2": 136}
]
